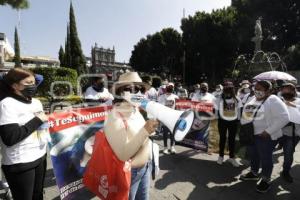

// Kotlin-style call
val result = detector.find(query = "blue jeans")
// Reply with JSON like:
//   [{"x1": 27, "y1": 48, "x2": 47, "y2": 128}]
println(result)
[
  {"x1": 248, "y1": 136, "x2": 277, "y2": 181},
  {"x1": 129, "y1": 161, "x2": 152, "y2": 200},
  {"x1": 281, "y1": 135, "x2": 300, "y2": 172}
]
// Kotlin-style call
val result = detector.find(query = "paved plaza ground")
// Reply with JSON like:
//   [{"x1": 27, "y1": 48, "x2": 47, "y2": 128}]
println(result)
[{"x1": 0, "y1": 139, "x2": 299, "y2": 200}]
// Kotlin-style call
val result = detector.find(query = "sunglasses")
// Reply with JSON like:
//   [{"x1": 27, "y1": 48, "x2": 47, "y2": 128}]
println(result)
[{"x1": 122, "y1": 85, "x2": 143, "y2": 94}]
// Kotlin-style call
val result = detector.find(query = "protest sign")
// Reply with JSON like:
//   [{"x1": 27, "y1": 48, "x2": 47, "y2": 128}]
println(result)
[
  {"x1": 48, "y1": 106, "x2": 111, "y2": 200},
  {"x1": 175, "y1": 99, "x2": 214, "y2": 152}
]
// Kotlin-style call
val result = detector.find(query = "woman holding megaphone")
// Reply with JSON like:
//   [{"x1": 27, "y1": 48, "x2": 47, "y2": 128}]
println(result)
[{"x1": 105, "y1": 72, "x2": 158, "y2": 200}]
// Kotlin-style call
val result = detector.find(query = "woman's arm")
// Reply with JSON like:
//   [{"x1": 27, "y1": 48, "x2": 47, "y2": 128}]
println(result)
[
  {"x1": 265, "y1": 97, "x2": 289, "y2": 136},
  {"x1": 0, "y1": 117, "x2": 43, "y2": 146}
]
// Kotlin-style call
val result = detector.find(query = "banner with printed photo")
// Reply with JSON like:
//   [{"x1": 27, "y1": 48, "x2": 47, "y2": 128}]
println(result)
[
  {"x1": 175, "y1": 99, "x2": 214, "y2": 152},
  {"x1": 48, "y1": 106, "x2": 111, "y2": 200}
]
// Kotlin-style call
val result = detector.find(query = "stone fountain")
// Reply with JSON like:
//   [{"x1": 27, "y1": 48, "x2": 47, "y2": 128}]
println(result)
[{"x1": 233, "y1": 17, "x2": 287, "y2": 81}]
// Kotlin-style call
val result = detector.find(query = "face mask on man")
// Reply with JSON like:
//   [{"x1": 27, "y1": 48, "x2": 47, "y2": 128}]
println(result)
[
  {"x1": 166, "y1": 87, "x2": 174, "y2": 93},
  {"x1": 200, "y1": 88, "x2": 208, "y2": 93},
  {"x1": 281, "y1": 92, "x2": 295, "y2": 100},
  {"x1": 21, "y1": 84, "x2": 37, "y2": 98},
  {"x1": 93, "y1": 82, "x2": 104, "y2": 92},
  {"x1": 254, "y1": 90, "x2": 266, "y2": 99}
]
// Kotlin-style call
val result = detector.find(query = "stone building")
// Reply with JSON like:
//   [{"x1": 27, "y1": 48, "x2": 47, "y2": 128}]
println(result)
[
  {"x1": 0, "y1": 33, "x2": 14, "y2": 66},
  {"x1": 91, "y1": 43, "x2": 131, "y2": 81}
]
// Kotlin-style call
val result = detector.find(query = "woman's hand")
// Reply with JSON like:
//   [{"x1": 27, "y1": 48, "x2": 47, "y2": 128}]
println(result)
[
  {"x1": 144, "y1": 119, "x2": 159, "y2": 135},
  {"x1": 35, "y1": 112, "x2": 49, "y2": 122}
]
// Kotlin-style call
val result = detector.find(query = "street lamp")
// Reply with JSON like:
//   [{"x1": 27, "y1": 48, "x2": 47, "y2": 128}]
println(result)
[{"x1": 200, "y1": 73, "x2": 207, "y2": 82}]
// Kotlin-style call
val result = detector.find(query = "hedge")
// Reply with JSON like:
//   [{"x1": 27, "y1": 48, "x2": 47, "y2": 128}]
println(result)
[{"x1": 31, "y1": 67, "x2": 78, "y2": 96}]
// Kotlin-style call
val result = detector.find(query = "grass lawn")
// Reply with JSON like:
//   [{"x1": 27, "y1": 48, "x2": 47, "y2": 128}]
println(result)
[{"x1": 209, "y1": 120, "x2": 245, "y2": 159}]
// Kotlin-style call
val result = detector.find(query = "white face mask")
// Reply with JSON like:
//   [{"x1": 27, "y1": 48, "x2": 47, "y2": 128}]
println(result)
[
  {"x1": 254, "y1": 90, "x2": 265, "y2": 99},
  {"x1": 216, "y1": 88, "x2": 221, "y2": 92},
  {"x1": 243, "y1": 88, "x2": 251, "y2": 94}
]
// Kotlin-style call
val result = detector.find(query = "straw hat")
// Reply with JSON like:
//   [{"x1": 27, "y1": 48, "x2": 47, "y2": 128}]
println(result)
[{"x1": 113, "y1": 72, "x2": 150, "y2": 91}]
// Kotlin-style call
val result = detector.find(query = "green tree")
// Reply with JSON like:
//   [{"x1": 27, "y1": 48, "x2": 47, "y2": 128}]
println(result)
[
  {"x1": 68, "y1": 2, "x2": 86, "y2": 75},
  {"x1": 0, "y1": 0, "x2": 29, "y2": 9},
  {"x1": 181, "y1": 8, "x2": 239, "y2": 84},
  {"x1": 130, "y1": 38, "x2": 150, "y2": 72},
  {"x1": 13, "y1": 27, "x2": 21, "y2": 67},
  {"x1": 160, "y1": 28, "x2": 182, "y2": 76},
  {"x1": 58, "y1": 45, "x2": 65, "y2": 67},
  {"x1": 130, "y1": 28, "x2": 182, "y2": 76},
  {"x1": 64, "y1": 24, "x2": 71, "y2": 67}
]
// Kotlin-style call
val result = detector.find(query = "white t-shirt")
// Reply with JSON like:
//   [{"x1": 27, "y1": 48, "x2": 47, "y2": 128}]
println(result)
[
  {"x1": 0, "y1": 97, "x2": 47, "y2": 165},
  {"x1": 216, "y1": 97, "x2": 243, "y2": 121},
  {"x1": 84, "y1": 86, "x2": 114, "y2": 105},
  {"x1": 242, "y1": 93, "x2": 255, "y2": 105},
  {"x1": 158, "y1": 93, "x2": 179, "y2": 109},
  {"x1": 145, "y1": 87, "x2": 158, "y2": 102},
  {"x1": 241, "y1": 95, "x2": 289, "y2": 140},
  {"x1": 176, "y1": 88, "x2": 188, "y2": 99},
  {"x1": 212, "y1": 91, "x2": 223, "y2": 99},
  {"x1": 191, "y1": 92, "x2": 216, "y2": 103}
]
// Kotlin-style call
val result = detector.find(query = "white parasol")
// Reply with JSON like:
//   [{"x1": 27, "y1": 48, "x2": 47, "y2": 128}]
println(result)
[{"x1": 253, "y1": 71, "x2": 297, "y2": 83}]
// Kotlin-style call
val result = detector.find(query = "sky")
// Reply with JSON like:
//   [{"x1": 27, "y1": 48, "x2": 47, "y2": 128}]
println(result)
[{"x1": 0, "y1": 0, "x2": 231, "y2": 62}]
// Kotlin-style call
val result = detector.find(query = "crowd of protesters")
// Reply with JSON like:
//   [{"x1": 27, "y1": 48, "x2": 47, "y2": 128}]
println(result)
[
  {"x1": 0, "y1": 68, "x2": 299, "y2": 200},
  {"x1": 129, "y1": 77, "x2": 300, "y2": 194}
]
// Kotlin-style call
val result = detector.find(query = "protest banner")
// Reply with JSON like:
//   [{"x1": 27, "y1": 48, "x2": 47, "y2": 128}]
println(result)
[
  {"x1": 175, "y1": 99, "x2": 214, "y2": 152},
  {"x1": 48, "y1": 106, "x2": 111, "y2": 200}
]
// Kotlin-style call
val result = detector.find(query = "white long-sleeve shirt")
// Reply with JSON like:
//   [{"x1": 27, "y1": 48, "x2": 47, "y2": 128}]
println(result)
[
  {"x1": 241, "y1": 95, "x2": 289, "y2": 140},
  {"x1": 282, "y1": 98, "x2": 300, "y2": 137}
]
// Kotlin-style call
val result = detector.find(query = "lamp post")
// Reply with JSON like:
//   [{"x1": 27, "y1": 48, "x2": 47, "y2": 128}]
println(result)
[{"x1": 200, "y1": 73, "x2": 207, "y2": 82}]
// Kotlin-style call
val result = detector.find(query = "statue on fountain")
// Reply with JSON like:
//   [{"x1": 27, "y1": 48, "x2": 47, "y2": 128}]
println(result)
[{"x1": 251, "y1": 17, "x2": 263, "y2": 53}]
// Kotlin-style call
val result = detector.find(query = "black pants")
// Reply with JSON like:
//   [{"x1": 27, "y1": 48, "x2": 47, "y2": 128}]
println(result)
[
  {"x1": 162, "y1": 125, "x2": 174, "y2": 148},
  {"x1": 218, "y1": 119, "x2": 238, "y2": 158},
  {"x1": 2, "y1": 155, "x2": 47, "y2": 200}
]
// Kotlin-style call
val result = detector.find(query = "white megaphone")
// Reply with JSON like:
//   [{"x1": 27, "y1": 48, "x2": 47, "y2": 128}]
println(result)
[
  {"x1": 122, "y1": 92, "x2": 195, "y2": 141},
  {"x1": 140, "y1": 100, "x2": 194, "y2": 141}
]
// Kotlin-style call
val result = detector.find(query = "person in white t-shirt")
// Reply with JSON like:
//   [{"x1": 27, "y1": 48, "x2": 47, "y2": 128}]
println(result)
[
  {"x1": 216, "y1": 82, "x2": 242, "y2": 167},
  {"x1": 189, "y1": 84, "x2": 200, "y2": 99},
  {"x1": 158, "y1": 83, "x2": 179, "y2": 154},
  {"x1": 191, "y1": 82, "x2": 216, "y2": 104},
  {"x1": 238, "y1": 80, "x2": 251, "y2": 101},
  {"x1": 212, "y1": 84, "x2": 223, "y2": 99},
  {"x1": 84, "y1": 77, "x2": 114, "y2": 106},
  {"x1": 145, "y1": 80, "x2": 158, "y2": 102},
  {"x1": 175, "y1": 82, "x2": 188, "y2": 99},
  {"x1": 279, "y1": 83, "x2": 300, "y2": 183},
  {"x1": 242, "y1": 83, "x2": 256, "y2": 106},
  {"x1": 0, "y1": 68, "x2": 48, "y2": 200},
  {"x1": 158, "y1": 80, "x2": 168, "y2": 96},
  {"x1": 240, "y1": 80, "x2": 289, "y2": 193}
]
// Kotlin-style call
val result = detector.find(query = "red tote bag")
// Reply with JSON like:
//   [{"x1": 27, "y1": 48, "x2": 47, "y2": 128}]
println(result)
[{"x1": 83, "y1": 131, "x2": 131, "y2": 200}]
